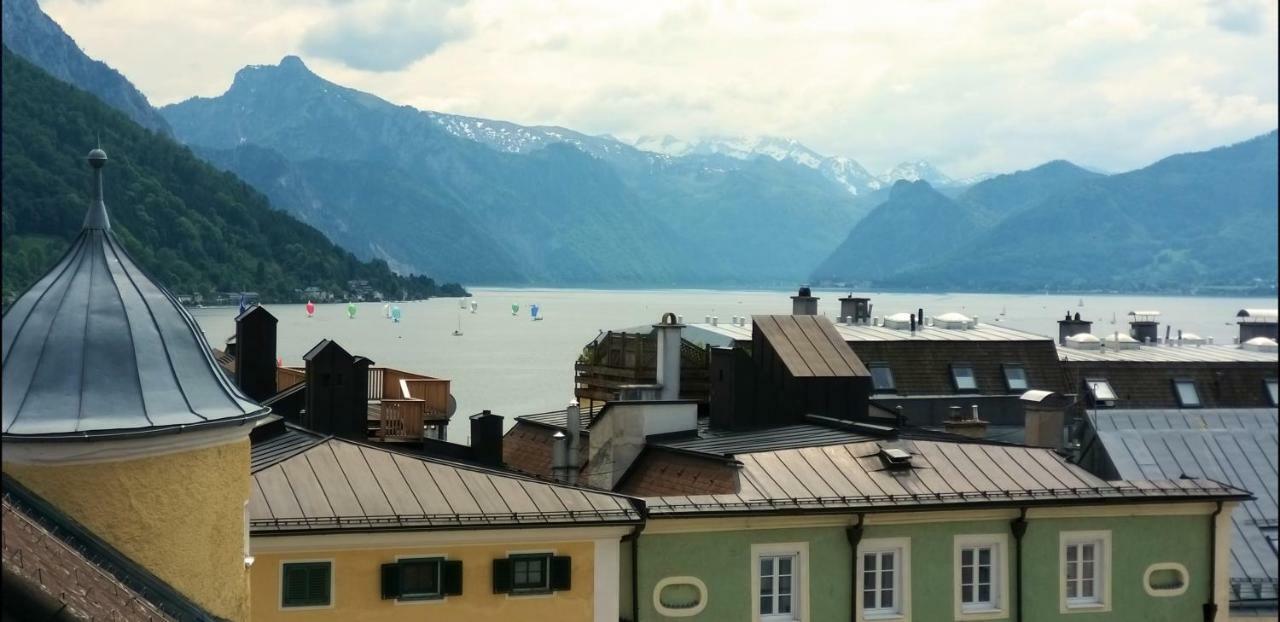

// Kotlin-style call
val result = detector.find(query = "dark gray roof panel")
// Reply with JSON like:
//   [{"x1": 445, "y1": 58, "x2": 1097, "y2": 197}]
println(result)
[
  {"x1": 659, "y1": 423, "x2": 878, "y2": 456},
  {"x1": 2, "y1": 151, "x2": 268, "y2": 440},
  {"x1": 1089, "y1": 408, "x2": 1277, "y2": 604}
]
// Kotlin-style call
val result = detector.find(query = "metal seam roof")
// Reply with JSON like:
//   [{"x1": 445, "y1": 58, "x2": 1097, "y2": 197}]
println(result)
[{"x1": 2, "y1": 151, "x2": 268, "y2": 440}]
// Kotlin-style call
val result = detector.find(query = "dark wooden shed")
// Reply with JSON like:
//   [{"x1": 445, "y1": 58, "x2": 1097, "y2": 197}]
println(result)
[
  {"x1": 302, "y1": 339, "x2": 373, "y2": 439},
  {"x1": 234, "y1": 305, "x2": 278, "y2": 402}
]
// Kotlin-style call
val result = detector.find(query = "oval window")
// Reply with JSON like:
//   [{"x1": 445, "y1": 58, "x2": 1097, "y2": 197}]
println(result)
[
  {"x1": 1144, "y1": 563, "x2": 1188, "y2": 596},
  {"x1": 653, "y1": 576, "x2": 707, "y2": 616}
]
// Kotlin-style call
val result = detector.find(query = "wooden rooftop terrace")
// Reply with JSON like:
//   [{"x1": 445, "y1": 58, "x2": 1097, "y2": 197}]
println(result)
[{"x1": 273, "y1": 364, "x2": 451, "y2": 443}]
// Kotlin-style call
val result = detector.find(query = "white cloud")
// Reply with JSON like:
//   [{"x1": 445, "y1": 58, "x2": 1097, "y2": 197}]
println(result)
[{"x1": 41, "y1": 0, "x2": 1279, "y2": 176}]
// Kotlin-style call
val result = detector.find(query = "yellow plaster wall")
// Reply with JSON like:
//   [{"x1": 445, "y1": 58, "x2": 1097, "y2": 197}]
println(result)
[
  {"x1": 250, "y1": 539, "x2": 597, "y2": 622},
  {"x1": 4, "y1": 438, "x2": 252, "y2": 620}
]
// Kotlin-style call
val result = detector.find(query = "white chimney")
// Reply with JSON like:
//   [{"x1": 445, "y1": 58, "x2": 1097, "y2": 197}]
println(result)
[
  {"x1": 551, "y1": 431, "x2": 571, "y2": 483},
  {"x1": 711, "y1": 316, "x2": 718, "y2": 326},
  {"x1": 654, "y1": 313, "x2": 684, "y2": 401},
  {"x1": 586, "y1": 401, "x2": 698, "y2": 490}
]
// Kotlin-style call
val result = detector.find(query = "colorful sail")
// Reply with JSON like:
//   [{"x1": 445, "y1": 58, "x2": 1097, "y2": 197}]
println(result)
[
  {"x1": 305, "y1": 300, "x2": 315, "y2": 317},
  {"x1": 511, "y1": 303, "x2": 519, "y2": 316},
  {"x1": 347, "y1": 302, "x2": 357, "y2": 319},
  {"x1": 391, "y1": 305, "x2": 402, "y2": 323},
  {"x1": 530, "y1": 304, "x2": 539, "y2": 319}
]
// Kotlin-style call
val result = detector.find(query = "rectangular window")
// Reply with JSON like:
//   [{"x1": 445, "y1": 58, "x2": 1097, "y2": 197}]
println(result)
[
  {"x1": 870, "y1": 364, "x2": 896, "y2": 392},
  {"x1": 952, "y1": 364, "x2": 978, "y2": 392},
  {"x1": 954, "y1": 535, "x2": 1007, "y2": 619},
  {"x1": 511, "y1": 554, "x2": 550, "y2": 594},
  {"x1": 1173, "y1": 379, "x2": 1201, "y2": 408},
  {"x1": 752, "y1": 543, "x2": 807, "y2": 622},
  {"x1": 758, "y1": 554, "x2": 796, "y2": 618},
  {"x1": 858, "y1": 538, "x2": 909, "y2": 620},
  {"x1": 1265, "y1": 379, "x2": 1278, "y2": 406},
  {"x1": 1002, "y1": 365, "x2": 1028, "y2": 392},
  {"x1": 1086, "y1": 379, "x2": 1116, "y2": 402},
  {"x1": 282, "y1": 561, "x2": 331, "y2": 608},
  {"x1": 1061, "y1": 531, "x2": 1110, "y2": 612},
  {"x1": 400, "y1": 558, "x2": 442, "y2": 600}
]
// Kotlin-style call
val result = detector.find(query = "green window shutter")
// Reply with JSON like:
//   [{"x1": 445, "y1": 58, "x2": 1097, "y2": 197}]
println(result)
[
  {"x1": 492, "y1": 558, "x2": 512, "y2": 593},
  {"x1": 550, "y1": 556, "x2": 572, "y2": 591},
  {"x1": 442, "y1": 560, "x2": 464, "y2": 596},
  {"x1": 381, "y1": 563, "x2": 400, "y2": 600},
  {"x1": 283, "y1": 562, "x2": 331, "y2": 607}
]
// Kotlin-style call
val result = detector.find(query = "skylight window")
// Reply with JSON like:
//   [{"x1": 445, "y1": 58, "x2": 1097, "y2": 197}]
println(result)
[
  {"x1": 1003, "y1": 365, "x2": 1028, "y2": 392},
  {"x1": 1173, "y1": 380, "x2": 1201, "y2": 408},
  {"x1": 870, "y1": 364, "x2": 896, "y2": 392},
  {"x1": 952, "y1": 364, "x2": 978, "y2": 392},
  {"x1": 1086, "y1": 379, "x2": 1116, "y2": 402},
  {"x1": 1266, "y1": 379, "x2": 1278, "y2": 406}
]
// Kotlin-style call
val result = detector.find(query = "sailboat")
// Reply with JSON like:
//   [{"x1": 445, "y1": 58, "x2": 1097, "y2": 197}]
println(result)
[
  {"x1": 452, "y1": 308, "x2": 463, "y2": 336},
  {"x1": 305, "y1": 300, "x2": 315, "y2": 318},
  {"x1": 511, "y1": 303, "x2": 519, "y2": 317},
  {"x1": 459, "y1": 298, "x2": 468, "y2": 310},
  {"x1": 347, "y1": 302, "x2": 357, "y2": 319},
  {"x1": 531, "y1": 304, "x2": 543, "y2": 321},
  {"x1": 383, "y1": 303, "x2": 391, "y2": 319},
  {"x1": 1078, "y1": 298, "x2": 1084, "y2": 307},
  {"x1": 391, "y1": 305, "x2": 402, "y2": 323},
  {"x1": 470, "y1": 300, "x2": 478, "y2": 314}
]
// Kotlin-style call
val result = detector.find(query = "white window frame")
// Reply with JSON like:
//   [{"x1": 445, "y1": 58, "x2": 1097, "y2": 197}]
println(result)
[
  {"x1": 953, "y1": 534, "x2": 1009, "y2": 621},
  {"x1": 652, "y1": 576, "x2": 708, "y2": 617},
  {"x1": 750, "y1": 542, "x2": 809, "y2": 622},
  {"x1": 857, "y1": 537, "x2": 910, "y2": 622},
  {"x1": 1059, "y1": 531, "x2": 1111, "y2": 614}
]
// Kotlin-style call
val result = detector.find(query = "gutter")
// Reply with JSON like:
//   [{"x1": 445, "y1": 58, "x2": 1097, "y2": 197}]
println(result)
[
  {"x1": 1011, "y1": 508, "x2": 1028, "y2": 622},
  {"x1": 846, "y1": 514, "x2": 865, "y2": 622},
  {"x1": 1203, "y1": 501, "x2": 1223, "y2": 622}
]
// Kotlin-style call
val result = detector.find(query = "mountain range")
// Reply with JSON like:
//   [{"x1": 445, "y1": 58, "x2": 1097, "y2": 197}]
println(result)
[
  {"x1": 1, "y1": 0, "x2": 172, "y2": 136},
  {"x1": 160, "y1": 56, "x2": 878, "y2": 285},
  {"x1": 1, "y1": 28, "x2": 463, "y2": 303},
  {"x1": 5, "y1": 0, "x2": 1275, "y2": 294},
  {"x1": 814, "y1": 138, "x2": 1278, "y2": 293}
]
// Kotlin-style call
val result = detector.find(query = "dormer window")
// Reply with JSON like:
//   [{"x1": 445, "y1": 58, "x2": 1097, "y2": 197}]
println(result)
[
  {"x1": 951, "y1": 364, "x2": 978, "y2": 393},
  {"x1": 1172, "y1": 380, "x2": 1201, "y2": 408}
]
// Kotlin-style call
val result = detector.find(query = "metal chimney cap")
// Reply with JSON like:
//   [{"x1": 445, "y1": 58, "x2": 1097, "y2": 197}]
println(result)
[{"x1": 87, "y1": 148, "x2": 108, "y2": 167}]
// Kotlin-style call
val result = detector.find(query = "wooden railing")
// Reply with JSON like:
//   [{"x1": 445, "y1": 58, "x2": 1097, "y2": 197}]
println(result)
[
  {"x1": 378, "y1": 399, "x2": 425, "y2": 441},
  {"x1": 276, "y1": 367, "x2": 305, "y2": 392}
]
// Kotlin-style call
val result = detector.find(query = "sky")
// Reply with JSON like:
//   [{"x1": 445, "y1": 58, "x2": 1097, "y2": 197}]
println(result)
[{"x1": 43, "y1": 0, "x2": 1279, "y2": 177}]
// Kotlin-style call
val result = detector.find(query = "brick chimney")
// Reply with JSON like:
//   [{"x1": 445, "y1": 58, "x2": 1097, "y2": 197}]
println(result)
[
  {"x1": 1057, "y1": 312, "x2": 1093, "y2": 346},
  {"x1": 944, "y1": 404, "x2": 988, "y2": 439}
]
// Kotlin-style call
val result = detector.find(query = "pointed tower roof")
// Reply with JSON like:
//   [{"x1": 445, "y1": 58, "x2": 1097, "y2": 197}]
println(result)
[{"x1": 2, "y1": 149, "x2": 269, "y2": 440}]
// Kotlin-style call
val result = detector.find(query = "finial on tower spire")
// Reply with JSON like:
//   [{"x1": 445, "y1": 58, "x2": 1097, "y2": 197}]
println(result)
[{"x1": 83, "y1": 147, "x2": 110, "y2": 230}]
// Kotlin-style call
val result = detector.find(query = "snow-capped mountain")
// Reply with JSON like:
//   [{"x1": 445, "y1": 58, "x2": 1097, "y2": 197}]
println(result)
[
  {"x1": 631, "y1": 134, "x2": 883, "y2": 196},
  {"x1": 882, "y1": 160, "x2": 955, "y2": 186},
  {"x1": 423, "y1": 111, "x2": 636, "y2": 162}
]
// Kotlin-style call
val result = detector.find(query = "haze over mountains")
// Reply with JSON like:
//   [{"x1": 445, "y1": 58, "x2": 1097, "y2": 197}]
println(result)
[{"x1": 5, "y1": 0, "x2": 1276, "y2": 295}]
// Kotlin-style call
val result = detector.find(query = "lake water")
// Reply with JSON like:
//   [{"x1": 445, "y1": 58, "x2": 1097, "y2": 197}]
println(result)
[{"x1": 190, "y1": 288, "x2": 1273, "y2": 441}]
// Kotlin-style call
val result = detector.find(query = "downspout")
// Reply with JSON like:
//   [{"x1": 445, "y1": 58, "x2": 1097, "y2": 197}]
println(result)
[
  {"x1": 1010, "y1": 508, "x2": 1028, "y2": 622},
  {"x1": 625, "y1": 520, "x2": 646, "y2": 622},
  {"x1": 846, "y1": 513, "x2": 866, "y2": 622},
  {"x1": 1203, "y1": 501, "x2": 1223, "y2": 622}
]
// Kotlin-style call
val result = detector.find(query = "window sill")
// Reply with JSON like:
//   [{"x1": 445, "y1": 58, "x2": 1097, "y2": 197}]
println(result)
[
  {"x1": 956, "y1": 606, "x2": 1005, "y2": 621},
  {"x1": 1062, "y1": 602, "x2": 1110, "y2": 614}
]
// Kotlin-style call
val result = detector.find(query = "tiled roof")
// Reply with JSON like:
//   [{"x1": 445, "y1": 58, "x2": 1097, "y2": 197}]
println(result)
[
  {"x1": 753, "y1": 315, "x2": 869, "y2": 377},
  {"x1": 1087, "y1": 408, "x2": 1278, "y2": 605},
  {"x1": 644, "y1": 439, "x2": 1248, "y2": 516},
  {"x1": 1, "y1": 474, "x2": 221, "y2": 621},
  {"x1": 1057, "y1": 343, "x2": 1279, "y2": 363},
  {"x1": 250, "y1": 437, "x2": 641, "y2": 533}
]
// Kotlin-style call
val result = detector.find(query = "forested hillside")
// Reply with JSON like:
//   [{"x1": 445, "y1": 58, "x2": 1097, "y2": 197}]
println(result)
[{"x1": 1, "y1": 47, "x2": 465, "y2": 303}]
